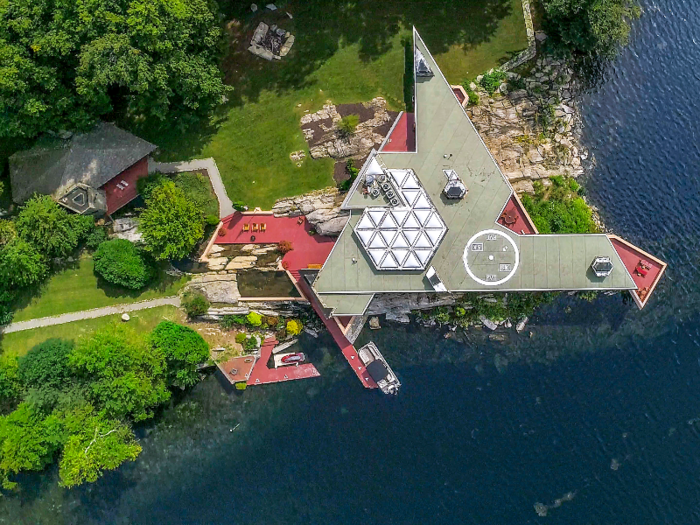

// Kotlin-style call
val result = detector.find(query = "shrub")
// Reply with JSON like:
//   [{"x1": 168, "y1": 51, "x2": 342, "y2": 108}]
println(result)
[
  {"x1": 285, "y1": 319, "x2": 302, "y2": 336},
  {"x1": 278, "y1": 240, "x2": 293, "y2": 254},
  {"x1": 18, "y1": 339, "x2": 74, "y2": 392},
  {"x1": 140, "y1": 182, "x2": 205, "y2": 261},
  {"x1": 149, "y1": 321, "x2": 209, "y2": 389},
  {"x1": 205, "y1": 215, "x2": 220, "y2": 226},
  {"x1": 339, "y1": 159, "x2": 360, "y2": 192},
  {"x1": 235, "y1": 332, "x2": 247, "y2": 344},
  {"x1": 243, "y1": 336, "x2": 259, "y2": 351},
  {"x1": 265, "y1": 316, "x2": 279, "y2": 327},
  {"x1": 479, "y1": 70, "x2": 507, "y2": 95},
  {"x1": 233, "y1": 201, "x2": 247, "y2": 212},
  {"x1": 182, "y1": 291, "x2": 209, "y2": 317},
  {"x1": 454, "y1": 306, "x2": 466, "y2": 317},
  {"x1": 0, "y1": 358, "x2": 20, "y2": 403},
  {"x1": 246, "y1": 311, "x2": 262, "y2": 327},
  {"x1": 467, "y1": 91, "x2": 480, "y2": 106},
  {"x1": 337, "y1": 114, "x2": 359, "y2": 135},
  {"x1": 137, "y1": 172, "x2": 168, "y2": 201},
  {"x1": 93, "y1": 239, "x2": 154, "y2": 290},
  {"x1": 84, "y1": 226, "x2": 108, "y2": 250}
]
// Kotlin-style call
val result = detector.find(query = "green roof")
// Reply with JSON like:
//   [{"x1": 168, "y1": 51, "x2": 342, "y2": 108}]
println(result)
[{"x1": 313, "y1": 29, "x2": 636, "y2": 315}]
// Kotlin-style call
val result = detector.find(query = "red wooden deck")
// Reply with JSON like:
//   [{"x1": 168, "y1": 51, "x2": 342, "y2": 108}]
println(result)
[
  {"x1": 218, "y1": 354, "x2": 257, "y2": 384},
  {"x1": 102, "y1": 157, "x2": 150, "y2": 215},
  {"x1": 498, "y1": 194, "x2": 538, "y2": 235},
  {"x1": 217, "y1": 213, "x2": 336, "y2": 272},
  {"x1": 609, "y1": 236, "x2": 667, "y2": 308},
  {"x1": 292, "y1": 271, "x2": 377, "y2": 389},
  {"x1": 381, "y1": 112, "x2": 416, "y2": 152},
  {"x1": 247, "y1": 337, "x2": 320, "y2": 386}
]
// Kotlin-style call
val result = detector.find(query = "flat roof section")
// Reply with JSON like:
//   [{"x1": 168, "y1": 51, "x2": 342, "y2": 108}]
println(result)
[
  {"x1": 381, "y1": 112, "x2": 416, "y2": 152},
  {"x1": 312, "y1": 28, "x2": 663, "y2": 314}
]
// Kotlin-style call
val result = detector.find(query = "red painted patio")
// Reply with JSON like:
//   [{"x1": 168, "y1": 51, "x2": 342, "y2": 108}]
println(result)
[
  {"x1": 381, "y1": 112, "x2": 416, "y2": 153},
  {"x1": 103, "y1": 157, "x2": 149, "y2": 215},
  {"x1": 498, "y1": 194, "x2": 538, "y2": 235},
  {"x1": 216, "y1": 212, "x2": 336, "y2": 272},
  {"x1": 609, "y1": 235, "x2": 667, "y2": 308},
  {"x1": 247, "y1": 337, "x2": 320, "y2": 386}
]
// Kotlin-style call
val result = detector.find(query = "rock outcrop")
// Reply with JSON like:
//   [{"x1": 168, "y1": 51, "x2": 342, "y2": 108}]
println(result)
[
  {"x1": 366, "y1": 293, "x2": 462, "y2": 316},
  {"x1": 111, "y1": 217, "x2": 142, "y2": 243},
  {"x1": 301, "y1": 97, "x2": 394, "y2": 160},
  {"x1": 467, "y1": 56, "x2": 588, "y2": 195},
  {"x1": 185, "y1": 274, "x2": 240, "y2": 304},
  {"x1": 272, "y1": 187, "x2": 349, "y2": 236}
]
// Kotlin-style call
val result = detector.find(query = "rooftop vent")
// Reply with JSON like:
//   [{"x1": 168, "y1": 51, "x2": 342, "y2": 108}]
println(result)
[
  {"x1": 591, "y1": 256, "x2": 614, "y2": 278},
  {"x1": 443, "y1": 169, "x2": 467, "y2": 199},
  {"x1": 415, "y1": 49, "x2": 433, "y2": 77}
]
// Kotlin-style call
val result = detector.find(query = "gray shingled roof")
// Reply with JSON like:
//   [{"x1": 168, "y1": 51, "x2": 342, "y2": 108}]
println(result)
[{"x1": 9, "y1": 123, "x2": 157, "y2": 203}]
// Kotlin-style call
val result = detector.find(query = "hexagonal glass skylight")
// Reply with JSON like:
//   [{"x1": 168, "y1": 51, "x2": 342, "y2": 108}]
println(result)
[{"x1": 354, "y1": 168, "x2": 447, "y2": 271}]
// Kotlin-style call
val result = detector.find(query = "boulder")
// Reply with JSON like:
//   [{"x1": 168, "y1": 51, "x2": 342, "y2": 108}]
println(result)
[
  {"x1": 516, "y1": 317, "x2": 528, "y2": 333},
  {"x1": 316, "y1": 215, "x2": 349, "y2": 236},
  {"x1": 480, "y1": 316, "x2": 498, "y2": 331},
  {"x1": 386, "y1": 311, "x2": 410, "y2": 324},
  {"x1": 186, "y1": 274, "x2": 240, "y2": 304},
  {"x1": 111, "y1": 218, "x2": 142, "y2": 242}
]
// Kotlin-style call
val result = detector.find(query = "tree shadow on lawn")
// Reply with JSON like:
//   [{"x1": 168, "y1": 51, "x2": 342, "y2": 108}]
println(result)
[
  {"x1": 131, "y1": 0, "x2": 515, "y2": 159},
  {"x1": 219, "y1": 0, "x2": 515, "y2": 106}
]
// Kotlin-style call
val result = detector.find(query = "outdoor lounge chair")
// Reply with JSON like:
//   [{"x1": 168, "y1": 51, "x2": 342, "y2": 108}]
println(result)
[
  {"x1": 252, "y1": 223, "x2": 259, "y2": 232},
  {"x1": 242, "y1": 224, "x2": 249, "y2": 232},
  {"x1": 260, "y1": 223, "x2": 267, "y2": 232}
]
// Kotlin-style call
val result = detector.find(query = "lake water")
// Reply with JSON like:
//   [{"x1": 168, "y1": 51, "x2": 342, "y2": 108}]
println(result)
[{"x1": 4, "y1": 0, "x2": 700, "y2": 523}]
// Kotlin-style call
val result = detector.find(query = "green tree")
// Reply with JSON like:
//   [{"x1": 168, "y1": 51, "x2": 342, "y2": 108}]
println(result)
[
  {"x1": 140, "y1": 182, "x2": 205, "y2": 261},
  {"x1": 69, "y1": 325, "x2": 170, "y2": 422},
  {"x1": 57, "y1": 404, "x2": 141, "y2": 488},
  {"x1": 0, "y1": 403, "x2": 64, "y2": 489},
  {"x1": 17, "y1": 339, "x2": 77, "y2": 411},
  {"x1": 0, "y1": 238, "x2": 48, "y2": 288},
  {"x1": 93, "y1": 239, "x2": 154, "y2": 290},
  {"x1": 149, "y1": 321, "x2": 209, "y2": 389},
  {"x1": 15, "y1": 195, "x2": 89, "y2": 258},
  {"x1": 0, "y1": 0, "x2": 228, "y2": 139},
  {"x1": 0, "y1": 358, "x2": 19, "y2": 404},
  {"x1": 542, "y1": 0, "x2": 641, "y2": 57}
]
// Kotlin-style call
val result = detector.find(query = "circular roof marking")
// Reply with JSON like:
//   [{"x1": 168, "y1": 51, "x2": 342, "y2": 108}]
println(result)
[{"x1": 463, "y1": 229, "x2": 519, "y2": 286}]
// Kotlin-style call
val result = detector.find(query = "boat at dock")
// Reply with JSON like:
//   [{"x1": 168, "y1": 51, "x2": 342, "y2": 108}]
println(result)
[{"x1": 357, "y1": 342, "x2": 401, "y2": 395}]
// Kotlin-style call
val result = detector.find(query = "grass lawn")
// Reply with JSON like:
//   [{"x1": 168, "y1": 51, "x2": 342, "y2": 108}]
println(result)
[
  {"x1": 1, "y1": 306, "x2": 184, "y2": 359},
  {"x1": 172, "y1": 171, "x2": 219, "y2": 218},
  {"x1": 131, "y1": 0, "x2": 528, "y2": 210},
  {"x1": 12, "y1": 253, "x2": 190, "y2": 322}
]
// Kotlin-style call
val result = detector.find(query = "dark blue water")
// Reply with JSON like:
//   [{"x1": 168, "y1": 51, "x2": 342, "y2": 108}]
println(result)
[{"x1": 4, "y1": 1, "x2": 700, "y2": 523}]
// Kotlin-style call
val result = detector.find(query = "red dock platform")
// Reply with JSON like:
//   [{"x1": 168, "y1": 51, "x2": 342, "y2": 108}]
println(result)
[{"x1": 247, "y1": 337, "x2": 320, "y2": 386}]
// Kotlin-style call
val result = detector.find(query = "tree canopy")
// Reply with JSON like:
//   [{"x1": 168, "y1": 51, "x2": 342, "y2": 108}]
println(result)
[
  {"x1": 0, "y1": 0, "x2": 229, "y2": 139},
  {"x1": 70, "y1": 324, "x2": 170, "y2": 422},
  {"x1": 0, "y1": 237, "x2": 47, "y2": 288},
  {"x1": 542, "y1": 0, "x2": 641, "y2": 57},
  {"x1": 140, "y1": 181, "x2": 205, "y2": 261},
  {"x1": 149, "y1": 321, "x2": 209, "y2": 389},
  {"x1": 93, "y1": 239, "x2": 154, "y2": 290},
  {"x1": 15, "y1": 195, "x2": 92, "y2": 259}
]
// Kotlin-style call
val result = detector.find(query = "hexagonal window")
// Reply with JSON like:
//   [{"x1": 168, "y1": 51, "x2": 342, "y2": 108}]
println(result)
[{"x1": 591, "y1": 256, "x2": 614, "y2": 278}]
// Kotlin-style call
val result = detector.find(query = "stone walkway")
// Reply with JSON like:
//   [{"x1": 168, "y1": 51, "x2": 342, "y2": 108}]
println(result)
[
  {"x1": 1, "y1": 297, "x2": 181, "y2": 334},
  {"x1": 149, "y1": 158, "x2": 235, "y2": 219}
]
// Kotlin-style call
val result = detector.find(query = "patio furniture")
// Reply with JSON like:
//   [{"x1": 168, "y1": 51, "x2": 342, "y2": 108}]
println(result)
[
  {"x1": 243, "y1": 223, "x2": 250, "y2": 232},
  {"x1": 297, "y1": 217, "x2": 304, "y2": 225},
  {"x1": 261, "y1": 223, "x2": 267, "y2": 232},
  {"x1": 252, "y1": 223, "x2": 259, "y2": 232},
  {"x1": 634, "y1": 262, "x2": 649, "y2": 277},
  {"x1": 501, "y1": 209, "x2": 518, "y2": 226}
]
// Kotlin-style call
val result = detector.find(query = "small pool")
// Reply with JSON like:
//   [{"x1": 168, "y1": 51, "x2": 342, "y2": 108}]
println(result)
[{"x1": 237, "y1": 270, "x2": 301, "y2": 298}]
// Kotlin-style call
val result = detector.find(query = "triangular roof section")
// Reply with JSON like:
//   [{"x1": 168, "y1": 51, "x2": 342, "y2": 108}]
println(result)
[
  {"x1": 366, "y1": 157, "x2": 384, "y2": 176},
  {"x1": 9, "y1": 122, "x2": 156, "y2": 203}
]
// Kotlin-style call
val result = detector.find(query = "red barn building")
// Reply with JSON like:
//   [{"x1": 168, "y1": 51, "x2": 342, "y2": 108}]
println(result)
[{"x1": 9, "y1": 123, "x2": 157, "y2": 216}]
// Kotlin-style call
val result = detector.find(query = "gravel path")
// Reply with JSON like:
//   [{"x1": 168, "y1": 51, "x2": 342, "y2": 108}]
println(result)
[
  {"x1": 149, "y1": 158, "x2": 235, "y2": 219},
  {"x1": 1, "y1": 297, "x2": 181, "y2": 334}
]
